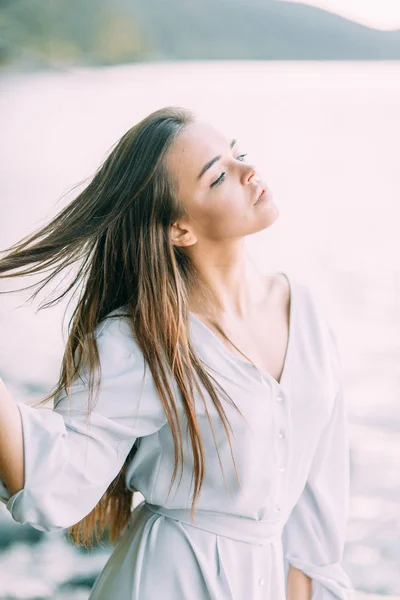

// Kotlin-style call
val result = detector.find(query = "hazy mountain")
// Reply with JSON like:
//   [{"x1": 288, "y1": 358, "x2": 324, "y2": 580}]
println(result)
[
  {"x1": 125, "y1": 0, "x2": 400, "y2": 60},
  {"x1": 1, "y1": 0, "x2": 400, "y2": 71}
]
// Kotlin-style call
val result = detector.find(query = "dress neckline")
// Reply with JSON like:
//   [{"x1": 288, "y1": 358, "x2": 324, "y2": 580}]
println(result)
[{"x1": 189, "y1": 271, "x2": 294, "y2": 389}]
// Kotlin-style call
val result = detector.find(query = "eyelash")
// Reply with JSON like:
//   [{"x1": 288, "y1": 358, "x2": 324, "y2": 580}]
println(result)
[{"x1": 210, "y1": 153, "x2": 248, "y2": 188}]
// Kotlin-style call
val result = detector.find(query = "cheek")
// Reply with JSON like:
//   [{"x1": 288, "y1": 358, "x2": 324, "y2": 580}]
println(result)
[{"x1": 192, "y1": 188, "x2": 252, "y2": 238}]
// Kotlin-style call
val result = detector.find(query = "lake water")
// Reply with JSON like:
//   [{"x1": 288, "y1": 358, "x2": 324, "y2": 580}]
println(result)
[{"x1": 0, "y1": 61, "x2": 399, "y2": 598}]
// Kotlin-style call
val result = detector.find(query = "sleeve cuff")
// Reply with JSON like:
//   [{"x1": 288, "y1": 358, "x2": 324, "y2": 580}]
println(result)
[{"x1": 287, "y1": 557, "x2": 355, "y2": 600}]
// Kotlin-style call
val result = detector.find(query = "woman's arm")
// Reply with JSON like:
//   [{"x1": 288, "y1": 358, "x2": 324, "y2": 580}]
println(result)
[
  {"x1": 0, "y1": 317, "x2": 167, "y2": 532},
  {"x1": 287, "y1": 565, "x2": 312, "y2": 600},
  {"x1": 0, "y1": 378, "x2": 24, "y2": 495},
  {"x1": 282, "y1": 319, "x2": 354, "y2": 599}
]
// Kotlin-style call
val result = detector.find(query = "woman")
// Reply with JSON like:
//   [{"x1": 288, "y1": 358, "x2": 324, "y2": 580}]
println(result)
[{"x1": 0, "y1": 106, "x2": 354, "y2": 599}]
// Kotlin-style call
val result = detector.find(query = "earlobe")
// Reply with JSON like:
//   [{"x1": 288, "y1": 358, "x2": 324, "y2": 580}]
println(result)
[{"x1": 171, "y1": 233, "x2": 197, "y2": 248}]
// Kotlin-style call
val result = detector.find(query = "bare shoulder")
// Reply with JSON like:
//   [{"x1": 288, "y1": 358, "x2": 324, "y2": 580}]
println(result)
[
  {"x1": 270, "y1": 272, "x2": 291, "y2": 303},
  {"x1": 264, "y1": 271, "x2": 291, "y2": 320}
]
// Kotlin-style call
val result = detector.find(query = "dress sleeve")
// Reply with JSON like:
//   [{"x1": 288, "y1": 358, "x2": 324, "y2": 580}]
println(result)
[
  {"x1": 282, "y1": 321, "x2": 355, "y2": 600},
  {"x1": 0, "y1": 316, "x2": 167, "y2": 532}
]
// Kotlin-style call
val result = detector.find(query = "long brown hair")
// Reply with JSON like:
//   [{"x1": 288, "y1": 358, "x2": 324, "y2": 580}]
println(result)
[{"x1": 0, "y1": 106, "x2": 247, "y2": 549}]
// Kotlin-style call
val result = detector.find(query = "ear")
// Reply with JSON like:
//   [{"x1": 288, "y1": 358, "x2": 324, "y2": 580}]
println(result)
[{"x1": 170, "y1": 222, "x2": 197, "y2": 247}]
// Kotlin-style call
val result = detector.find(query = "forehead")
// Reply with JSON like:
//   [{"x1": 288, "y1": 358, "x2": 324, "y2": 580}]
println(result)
[{"x1": 167, "y1": 121, "x2": 228, "y2": 187}]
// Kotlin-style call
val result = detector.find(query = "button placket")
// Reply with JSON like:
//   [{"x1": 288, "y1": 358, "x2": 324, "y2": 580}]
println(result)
[
  {"x1": 273, "y1": 385, "x2": 287, "y2": 514},
  {"x1": 258, "y1": 374, "x2": 288, "y2": 516}
]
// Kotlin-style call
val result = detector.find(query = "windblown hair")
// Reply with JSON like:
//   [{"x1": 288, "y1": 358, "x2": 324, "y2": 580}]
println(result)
[{"x1": 0, "y1": 106, "x2": 246, "y2": 549}]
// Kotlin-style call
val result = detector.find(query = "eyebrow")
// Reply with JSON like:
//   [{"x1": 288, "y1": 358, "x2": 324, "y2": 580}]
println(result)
[{"x1": 197, "y1": 138, "x2": 237, "y2": 180}]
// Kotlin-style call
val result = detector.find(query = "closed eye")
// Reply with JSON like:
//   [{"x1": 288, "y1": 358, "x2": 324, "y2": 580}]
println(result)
[{"x1": 210, "y1": 153, "x2": 248, "y2": 188}]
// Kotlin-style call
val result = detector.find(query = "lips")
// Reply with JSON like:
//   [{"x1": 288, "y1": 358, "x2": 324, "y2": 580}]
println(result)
[{"x1": 254, "y1": 186, "x2": 266, "y2": 205}]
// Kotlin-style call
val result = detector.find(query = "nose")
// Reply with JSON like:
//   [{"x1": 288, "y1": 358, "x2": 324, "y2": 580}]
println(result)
[{"x1": 242, "y1": 163, "x2": 257, "y2": 184}]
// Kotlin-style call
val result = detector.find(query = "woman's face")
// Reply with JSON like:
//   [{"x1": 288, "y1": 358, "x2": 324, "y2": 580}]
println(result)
[{"x1": 166, "y1": 120, "x2": 279, "y2": 247}]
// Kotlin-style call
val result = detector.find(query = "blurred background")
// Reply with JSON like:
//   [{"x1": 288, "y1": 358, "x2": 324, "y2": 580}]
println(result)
[{"x1": 0, "y1": 0, "x2": 399, "y2": 598}]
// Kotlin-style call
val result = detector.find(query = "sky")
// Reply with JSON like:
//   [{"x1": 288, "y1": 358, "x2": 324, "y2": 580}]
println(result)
[{"x1": 280, "y1": 0, "x2": 400, "y2": 30}]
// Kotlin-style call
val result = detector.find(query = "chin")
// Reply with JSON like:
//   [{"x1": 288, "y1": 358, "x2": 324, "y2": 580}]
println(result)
[{"x1": 250, "y1": 203, "x2": 280, "y2": 234}]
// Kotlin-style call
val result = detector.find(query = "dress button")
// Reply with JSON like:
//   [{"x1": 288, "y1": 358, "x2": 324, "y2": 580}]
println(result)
[
  {"x1": 258, "y1": 578, "x2": 265, "y2": 587},
  {"x1": 276, "y1": 391, "x2": 284, "y2": 402},
  {"x1": 278, "y1": 430, "x2": 285, "y2": 439},
  {"x1": 277, "y1": 466, "x2": 285, "y2": 473},
  {"x1": 274, "y1": 507, "x2": 281, "y2": 512}
]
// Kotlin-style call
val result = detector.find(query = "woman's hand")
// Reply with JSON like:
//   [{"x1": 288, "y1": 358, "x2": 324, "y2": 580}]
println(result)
[{"x1": 287, "y1": 565, "x2": 312, "y2": 600}]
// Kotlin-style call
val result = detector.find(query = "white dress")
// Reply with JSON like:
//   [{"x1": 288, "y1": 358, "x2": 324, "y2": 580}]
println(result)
[{"x1": 0, "y1": 273, "x2": 355, "y2": 599}]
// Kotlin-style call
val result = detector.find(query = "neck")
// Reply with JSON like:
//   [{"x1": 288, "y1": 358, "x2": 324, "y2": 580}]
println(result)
[{"x1": 186, "y1": 241, "x2": 271, "y2": 320}]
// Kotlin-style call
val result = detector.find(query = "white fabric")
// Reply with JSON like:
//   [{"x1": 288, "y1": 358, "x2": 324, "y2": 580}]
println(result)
[{"x1": 0, "y1": 273, "x2": 354, "y2": 599}]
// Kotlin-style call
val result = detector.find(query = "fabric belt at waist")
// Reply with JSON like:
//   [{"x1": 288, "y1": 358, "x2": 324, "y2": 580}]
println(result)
[{"x1": 143, "y1": 501, "x2": 284, "y2": 547}]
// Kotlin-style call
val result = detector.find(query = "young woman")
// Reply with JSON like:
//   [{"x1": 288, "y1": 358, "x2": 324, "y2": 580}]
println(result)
[{"x1": 0, "y1": 106, "x2": 354, "y2": 599}]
